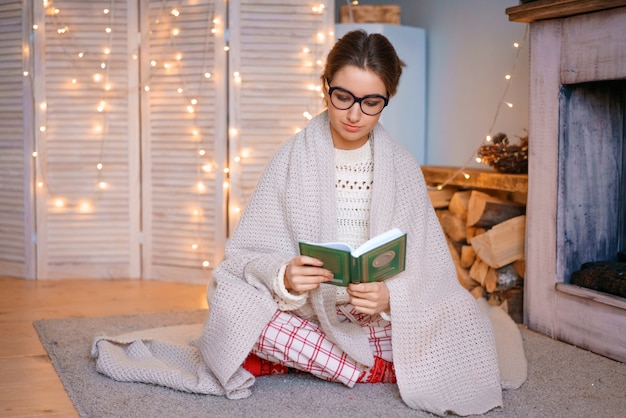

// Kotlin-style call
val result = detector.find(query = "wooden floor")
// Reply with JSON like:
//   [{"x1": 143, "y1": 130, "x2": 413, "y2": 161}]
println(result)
[{"x1": 0, "y1": 276, "x2": 209, "y2": 417}]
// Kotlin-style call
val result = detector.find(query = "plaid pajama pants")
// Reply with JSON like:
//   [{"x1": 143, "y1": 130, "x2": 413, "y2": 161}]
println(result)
[{"x1": 249, "y1": 306, "x2": 392, "y2": 387}]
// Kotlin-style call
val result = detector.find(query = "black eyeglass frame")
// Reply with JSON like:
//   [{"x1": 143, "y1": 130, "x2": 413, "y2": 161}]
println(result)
[{"x1": 327, "y1": 84, "x2": 389, "y2": 116}]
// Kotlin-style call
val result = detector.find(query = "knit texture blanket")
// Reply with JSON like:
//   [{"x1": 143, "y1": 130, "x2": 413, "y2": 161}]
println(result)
[{"x1": 93, "y1": 111, "x2": 526, "y2": 416}]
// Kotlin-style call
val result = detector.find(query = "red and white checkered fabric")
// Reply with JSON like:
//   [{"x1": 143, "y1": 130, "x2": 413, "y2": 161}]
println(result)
[{"x1": 250, "y1": 306, "x2": 392, "y2": 386}]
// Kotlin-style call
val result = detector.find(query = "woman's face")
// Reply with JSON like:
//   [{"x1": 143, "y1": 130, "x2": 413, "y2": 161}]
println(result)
[{"x1": 325, "y1": 65, "x2": 387, "y2": 150}]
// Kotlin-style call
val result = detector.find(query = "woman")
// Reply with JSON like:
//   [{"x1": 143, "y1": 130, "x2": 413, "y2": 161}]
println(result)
[
  {"x1": 202, "y1": 30, "x2": 507, "y2": 414},
  {"x1": 94, "y1": 30, "x2": 525, "y2": 416}
]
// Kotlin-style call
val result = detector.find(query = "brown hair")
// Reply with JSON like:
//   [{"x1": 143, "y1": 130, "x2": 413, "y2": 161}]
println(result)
[{"x1": 322, "y1": 29, "x2": 405, "y2": 98}]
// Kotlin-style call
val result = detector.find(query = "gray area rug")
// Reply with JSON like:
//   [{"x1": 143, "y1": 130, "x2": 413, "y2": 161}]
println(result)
[{"x1": 34, "y1": 310, "x2": 626, "y2": 417}]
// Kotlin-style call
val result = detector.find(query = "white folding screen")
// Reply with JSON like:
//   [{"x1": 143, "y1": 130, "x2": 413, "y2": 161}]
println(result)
[
  {"x1": 139, "y1": 0, "x2": 227, "y2": 283},
  {"x1": 30, "y1": 0, "x2": 140, "y2": 279},
  {"x1": 2, "y1": 0, "x2": 333, "y2": 281},
  {"x1": 0, "y1": 0, "x2": 35, "y2": 278},
  {"x1": 228, "y1": 0, "x2": 334, "y2": 231}
]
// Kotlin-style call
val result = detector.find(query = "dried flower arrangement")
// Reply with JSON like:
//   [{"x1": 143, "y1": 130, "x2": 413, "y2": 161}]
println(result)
[{"x1": 478, "y1": 132, "x2": 528, "y2": 174}]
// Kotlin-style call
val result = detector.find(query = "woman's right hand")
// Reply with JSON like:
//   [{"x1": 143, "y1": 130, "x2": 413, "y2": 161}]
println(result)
[{"x1": 284, "y1": 255, "x2": 333, "y2": 294}]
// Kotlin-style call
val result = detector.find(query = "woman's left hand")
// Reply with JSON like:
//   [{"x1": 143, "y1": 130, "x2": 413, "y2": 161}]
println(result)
[{"x1": 347, "y1": 281, "x2": 390, "y2": 315}]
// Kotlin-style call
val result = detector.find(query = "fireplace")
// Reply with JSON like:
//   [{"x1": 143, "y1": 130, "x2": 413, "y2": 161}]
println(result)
[{"x1": 507, "y1": 2, "x2": 626, "y2": 363}]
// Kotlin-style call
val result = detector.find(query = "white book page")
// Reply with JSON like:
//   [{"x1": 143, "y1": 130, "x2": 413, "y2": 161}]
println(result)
[{"x1": 352, "y1": 228, "x2": 403, "y2": 258}]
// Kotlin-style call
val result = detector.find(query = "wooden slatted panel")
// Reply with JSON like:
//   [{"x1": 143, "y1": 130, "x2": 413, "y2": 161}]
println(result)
[
  {"x1": 141, "y1": 0, "x2": 227, "y2": 283},
  {"x1": 0, "y1": 0, "x2": 31, "y2": 278},
  {"x1": 227, "y1": 0, "x2": 334, "y2": 231},
  {"x1": 35, "y1": 0, "x2": 140, "y2": 278}
]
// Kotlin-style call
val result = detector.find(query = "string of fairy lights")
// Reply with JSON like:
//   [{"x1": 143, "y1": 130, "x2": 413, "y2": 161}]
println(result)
[
  {"x1": 26, "y1": 0, "x2": 331, "y2": 271},
  {"x1": 433, "y1": 24, "x2": 529, "y2": 191}
]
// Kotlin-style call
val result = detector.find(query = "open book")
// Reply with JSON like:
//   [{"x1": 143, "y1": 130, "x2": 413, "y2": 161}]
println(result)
[{"x1": 298, "y1": 228, "x2": 407, "y2": 287}]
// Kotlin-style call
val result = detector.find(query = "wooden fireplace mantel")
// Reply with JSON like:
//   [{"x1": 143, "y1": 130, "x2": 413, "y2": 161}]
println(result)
[{"x1": 506, "y1": 0, "x2": 626, "y2": 23}]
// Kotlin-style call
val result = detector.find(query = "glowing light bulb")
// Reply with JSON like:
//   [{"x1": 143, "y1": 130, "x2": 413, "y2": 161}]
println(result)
[
  {"x1": 191, "y1": 243, "x2": 198, "y2": 250},
  {"x1": 463, "y1": 173, "x2": 471, "y2": 179},
  {"x1": 187, "y1": 105, "x2": 194, "y2": 113},
  {"x1": 486, "y1": 135, "x2": 492, "y2": 142},
  {"x1": 204, "y1": 72, "x2": 211, "y2": 78},
  {"x1": 93, "y1": 73, "x2": 102, "y2": 82},
  {"x1": 192, "y1": 129, "x2": 199, "y2": 136},
  {"x1": 105, "y1": 27, "x2": 111, "y2": 33},
  {"x1": 104, "y1": 48, "x2": 110, "y2": 55},
  {"x1": 198, "y1": 149, "x2": 206, "y2": 156},
  {"x1": 223, "y1": 46, "x2": 229, "y2": 52},
  {"x1": 505, "y1": 102, "x2": 514, "y2": 108},
  {"x1": 197, "y1": 182, "x2": 205, "y2": 192},
  {"x1": 177, "y1": 88, "x2": 183, "y2": 93},
  {"x1": 513, "y1": 42, "x2": 520, "y2": 48},
  {"x1": 176, "y1": 53, "x2": 182, "y2": 61},
  {"x1": 104, "y1": 84, "x2": 111, "y2": 91},
  {"x1": 191, "y1": 99, "x2": 198, "y2": 105},
  {"x1": 475, "y1": 157, "x2": 482, "y2": 163},
  {"x1": 150, "y1": 60, "x2": 157, "y2": 67},
  {"x1": 229, "y1": 128, "x2": 238, "y2": 137},
  {"x1": 103, "y1": 8, "x2": 109, "y2": 14},
  {"x1": 96, "y1": 163, "x2": 103, "y2": 170},
  {"x1": 171, "y1": 8, "x2": 180, "y2": 17},
  {"x1": 98, "y1": 181, "x2": 107, "y2": 189},
  {"x1": 172, "y1": 28, "x2": 180, "y2": 36},
  {"x1": 78, "y1": 52, "x2": 84, "y2": 58},
  {"x1": 40, "y1": 102, "x2": 47, "y2": 110},
  {"x1": 39, "y1": 126, "x2": 46, "y2": 132},
  {"x1": 37, "y1": 182, "x2": 44, "y2": 188},
  {"x1": 79, "y1": 202, "x2": 91, "y2": 213},
  {"x1": 72, "y1": 78, "x2": 77, "y2": 84},
  {"x1": 223, "y1": 168, "x2": 230, "y2": 174},
  {"x1": 32, "y1": 151, "x2": 38, "y2": 157},
  {"x1": 316, "y1": 32, "x2": 325, "y2": 42},
  {"x1": 213, "y1": 18, "x2": 221, "y2": 24},
  {"x1": 505, "y1": 74, "x2": 511, "y2": 80},
  {"x1": 101, "y1": 63, "x2": 106, "y2": 69},
  {"x1": 23, "y1": 71, "x2": 28, "y2": 76},
  {"x1": 144, "y1": 86, "x2": 150, "y2": 92},
  {"x1": 192, "y1": 209, "x2": 200, "y2": 216},
  {"x1": 223, "y1": 181, "x2": 230, "y2": 189},
  {"x1": 303, "y1": 47, "x2": 310, "y2": 53},
  {"x1": 202, "y1": 163, "x2": 212, "y2": 172},
  {"x1": 202, "y1": 261, "x2": 210, "y2": 268},
  {"x1": 234, "y1": 156, "x2": 241, "y2": 162},
  {"x1": 54, "y1": 199, "x2": 64, "y2": 208},
  {"x1": 33, "y1": 24, "x2": 38, "y2": 30}
]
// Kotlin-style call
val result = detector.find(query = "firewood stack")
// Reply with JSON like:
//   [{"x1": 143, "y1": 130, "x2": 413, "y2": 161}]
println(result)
[{"x1": 430, "y1": 188, "x2": 526, "y2": 322}]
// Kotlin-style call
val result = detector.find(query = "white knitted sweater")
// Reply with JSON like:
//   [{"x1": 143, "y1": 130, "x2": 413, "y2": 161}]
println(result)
[{"x1": 92, "y1": 111, "x2": 526, "y2": 416}]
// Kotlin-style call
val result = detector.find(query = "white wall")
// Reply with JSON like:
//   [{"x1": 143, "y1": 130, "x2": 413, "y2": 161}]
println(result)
[{"x1": 336, "y1": 0, "x2": 529, "y2": 167}]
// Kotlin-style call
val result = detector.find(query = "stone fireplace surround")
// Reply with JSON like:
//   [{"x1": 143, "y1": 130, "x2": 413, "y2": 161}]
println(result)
[{"x1": 507, "y1": 1, "x2": 626, "y2": 363}]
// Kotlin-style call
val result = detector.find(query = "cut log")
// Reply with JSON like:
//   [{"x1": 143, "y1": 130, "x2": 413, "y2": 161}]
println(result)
[
  {"x1": 467, "y1": 190, "x2": 526, "y2": 228},
  {"x1": 460, "y1": 245, "x2": 476, "y2": 269},
  {"x1": 469, "y1": 257, "x2": 489, "y2": 286},
  {"x1": 446, "y1": 238, "x2": 474, "y2": 290},
  {"x1": 470, "y1": 215, "x2": 526, "y2": 269},
  {"x1": 484, "y1": 267, "x2": 498, "y2": 293},
  {"x1": 512, "y1": 259, "x2": 526, "y2": 278},
  {"x1": 448, "y1": 190, "x2": 472, "y2": 221},
  {"x1": 470, "y1": 286, "x2": 485, "y2": 299},
  {"x1": 439, "y1": 210, "x2": 467, "y2": 243},
  {"x1": 428, "y1": 187, "x2": 457, "y2": 209}
]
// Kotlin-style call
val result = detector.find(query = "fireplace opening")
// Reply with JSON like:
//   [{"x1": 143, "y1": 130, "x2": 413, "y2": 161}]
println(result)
[{"x1": 557, "y1": 79, "x2": 626, "y2": 297}]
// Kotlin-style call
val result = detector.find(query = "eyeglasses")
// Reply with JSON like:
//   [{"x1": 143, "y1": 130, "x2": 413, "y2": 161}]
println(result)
[{"x1": 327, "y1": 84, "x2": 389, "y2": 116}]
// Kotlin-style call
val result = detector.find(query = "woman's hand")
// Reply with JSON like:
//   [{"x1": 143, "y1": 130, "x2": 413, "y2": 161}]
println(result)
[
  {"x1": 284, "y1": 255, "x2": 333, "y2": 294},
  {"x1": 347, "y1": 281, "x2": 390, "y2": 315}
]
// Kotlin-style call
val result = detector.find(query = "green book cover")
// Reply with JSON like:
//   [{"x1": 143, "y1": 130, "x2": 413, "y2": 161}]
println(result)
[{"x1": 298, "y1": 228, "x2": 407, "y2": 287}]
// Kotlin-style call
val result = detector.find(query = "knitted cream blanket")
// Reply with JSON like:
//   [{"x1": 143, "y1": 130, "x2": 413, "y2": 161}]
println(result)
[{"x1": 92, "y1": 111, "x2": 526, "y2": 416}]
